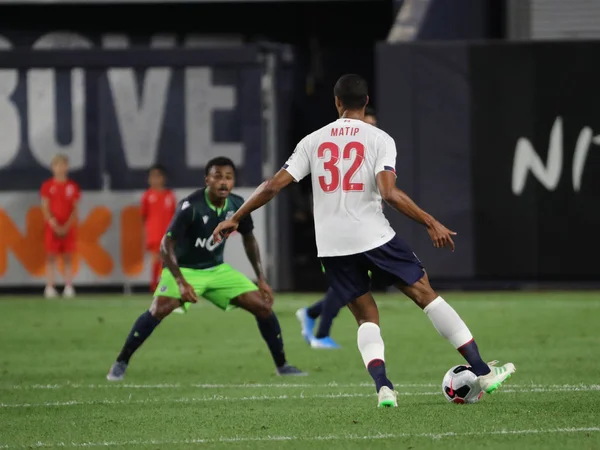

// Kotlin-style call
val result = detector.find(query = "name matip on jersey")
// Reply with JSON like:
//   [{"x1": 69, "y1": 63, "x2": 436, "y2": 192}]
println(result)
[{"x1": 283, "y1": 118, "x2": 397, "y2": 257}]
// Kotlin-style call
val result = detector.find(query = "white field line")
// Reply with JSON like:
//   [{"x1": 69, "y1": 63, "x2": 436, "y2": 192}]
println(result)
[
  {"x1": 0, "y1": 427, "x2": 599, "y2": 449},
  {"x1": 1, "y1": 385, "x2": 600, "y2": 409},
  {"x1": 3, "y1": 382, "x2": 600, "y2": 390}
]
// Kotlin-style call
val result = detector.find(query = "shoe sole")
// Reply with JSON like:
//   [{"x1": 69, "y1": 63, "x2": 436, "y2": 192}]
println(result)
[
  {"x1": 378, "y1": 399, "x2": 397, "y2": 408},
  {"x1": 310, "y1": 344, "x2": 341, "y2": 350},
  {"x1": 106, "y1": 375, "x2": 124, "y2": 382},
  {"x1": 484, "y1": 372, "x2": 514, "y2": 394},
  {"x1": 276, "y1": 372, "x2": 309, "y2": 377}
]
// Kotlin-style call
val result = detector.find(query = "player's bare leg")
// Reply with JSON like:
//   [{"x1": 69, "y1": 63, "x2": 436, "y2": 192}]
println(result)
[
  {"x1": 62, "y1": 253, "x2": 75, "y2": 298},
  {"x1": 397, "y1": 272, "x2": 515, "y2": 394},
  {"x1": 44, "y1": 254, "x2": 58, "y2": 298},
  {"x1": 107, "y1": 296, "x2": 178, "y2": 381},
  {"x1": 232, "y1": 292, "x2": 306, "y2": 376},
  {"x1": 347, "y1": 292, "x2": 397, "y2": 407}
]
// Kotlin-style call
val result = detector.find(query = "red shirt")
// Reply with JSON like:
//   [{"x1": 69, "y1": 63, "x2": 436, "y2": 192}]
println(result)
[
  {"x1": 141, "y1": 188, "x2": 176, "y2": 244},
  {"x1": 40, "y1": 178, "x2": 81, "y2": 225}
]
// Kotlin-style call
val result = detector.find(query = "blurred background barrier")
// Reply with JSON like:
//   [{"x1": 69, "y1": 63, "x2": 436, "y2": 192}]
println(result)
[
  {"x1": 0, "y1": 0, "x2": 599, "y2": 292},
  {"x1": 0, "y1": 189, "x2": 267, "y2": 287}
]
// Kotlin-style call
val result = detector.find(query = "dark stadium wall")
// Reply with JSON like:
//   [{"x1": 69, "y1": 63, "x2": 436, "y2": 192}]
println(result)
[
  {"x1": 378, "y1": 41, "x2": 600, "y2": 286},
  {"x1": 416, "y1": 0, "x2": 505, "y2": 40}
]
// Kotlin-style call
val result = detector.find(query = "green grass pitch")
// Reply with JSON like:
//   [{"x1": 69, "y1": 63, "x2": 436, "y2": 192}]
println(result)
[{"x1": 0, "y1": 292, "x2": 599, "y2": 449}]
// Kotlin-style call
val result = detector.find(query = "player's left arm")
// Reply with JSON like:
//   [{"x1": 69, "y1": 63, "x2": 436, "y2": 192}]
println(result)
[
  {"x1": 375, "y1": 136, "x2": 456, "y2": 251},
  {"x1": 239, "y1": 216, "x2": 273, "y2": 302},
  {"x1": 62, "y1": 184, "x2": 80, "y2": 234},
  {"x1": 240, "y1": 218, "x2": 265, "y2": 280}
]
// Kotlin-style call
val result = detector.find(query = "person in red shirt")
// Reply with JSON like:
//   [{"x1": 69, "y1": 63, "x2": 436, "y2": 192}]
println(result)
[
  {"x1": 141, "y1": 165, "x2": 176, "y2": 292},
  {"x1": 40, "y1": 154, "x2": 81, "y2": 298}
]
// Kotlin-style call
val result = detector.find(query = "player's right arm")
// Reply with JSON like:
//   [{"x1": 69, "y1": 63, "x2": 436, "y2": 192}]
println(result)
[
  {"x1": 159, "y1": 201, "x2": 198, "y2": 303},
  {"x1": 375, "y1": 136, "x2": 457, "y2": 251}
]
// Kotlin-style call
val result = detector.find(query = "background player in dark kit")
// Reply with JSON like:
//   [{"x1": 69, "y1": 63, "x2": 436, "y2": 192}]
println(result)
[{"x1": 107, "y1": 157, "x2": 306, "y2": 380}]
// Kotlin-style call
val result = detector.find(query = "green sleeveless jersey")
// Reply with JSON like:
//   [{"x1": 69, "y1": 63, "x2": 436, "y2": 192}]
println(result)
[{"x1": 165, "y1": 188, "x2": 253, "y2": 269}]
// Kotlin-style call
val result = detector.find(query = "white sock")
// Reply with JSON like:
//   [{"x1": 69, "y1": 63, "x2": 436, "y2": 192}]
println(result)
[
  {"x1": 357, "y1": 322, "x2": 385, "y2": 368},
  {"x1": 423, "y1": 296, "x2": 473, "y2": 348}
]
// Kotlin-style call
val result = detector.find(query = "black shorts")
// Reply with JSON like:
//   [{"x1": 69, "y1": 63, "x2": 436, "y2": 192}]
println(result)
[{"x1": 320, "y1": 235, "x2": 424, "y2": 307}]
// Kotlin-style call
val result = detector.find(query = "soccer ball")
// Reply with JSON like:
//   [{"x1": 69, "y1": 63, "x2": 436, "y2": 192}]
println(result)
[{"x1": 442, "y1": 365, "x2": 483, "y2": 404}]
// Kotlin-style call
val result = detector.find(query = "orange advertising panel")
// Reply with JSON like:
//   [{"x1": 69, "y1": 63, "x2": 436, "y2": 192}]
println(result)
[{"x1": 0, "y1": 190, "x2": 265, "y2": 286}]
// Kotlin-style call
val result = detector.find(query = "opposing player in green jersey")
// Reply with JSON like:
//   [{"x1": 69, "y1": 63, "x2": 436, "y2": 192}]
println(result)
[{"x1": 107, "y1": 157, "x2": 306, "y2": 380}]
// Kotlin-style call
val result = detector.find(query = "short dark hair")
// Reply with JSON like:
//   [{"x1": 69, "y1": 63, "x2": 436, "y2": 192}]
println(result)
[
  {"x1": 205, "y1": 157, "x2": 236, "y2": 176},
  {"x1": 149, "y1": 164, "x2": 167, "y2": 176},
  {"x1": 334, "y1": 74, "x2": 368, "y2": 110},
  {"x1": 365, "y1": 106, "x2": 376, "y2": 118}
]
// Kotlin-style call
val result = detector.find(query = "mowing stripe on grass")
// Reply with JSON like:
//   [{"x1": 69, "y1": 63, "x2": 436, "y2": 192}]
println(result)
[
  {"x1": 4, "y1": 382, "x2": 600, "y2": 390},
  {"x1": 1, "y1": 385, "x2": 600, "y2": 409},
  {"x1": 5, "y1": 382, "x2": 436, "y2": 390},
  {"x1": 0, "y1": 427, "x2": 599, "y2": 448}
]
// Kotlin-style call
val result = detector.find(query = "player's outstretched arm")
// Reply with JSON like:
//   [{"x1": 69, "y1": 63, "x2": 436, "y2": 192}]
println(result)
[
  {"x1": 213, "y1": 170, "x2": 295, "y2": 242},
  {"x1": 159, "y1": 235, "x2": 184, "y2": 283},
  {"x1": 242, "y1": 232, "x2": 266, "y2": 281},
  {"x1": 159, "y1": 203, "x2": 198, "y2": 302},
  {"x1": 159, "y1": 235, "x2": 197, "y2": 303},
  {"x1": 241, "y1": 231, "x2": 273, "y2": 303},
  {"x1": 376, "y1": 171, "x2": 457, "y2": 251}
]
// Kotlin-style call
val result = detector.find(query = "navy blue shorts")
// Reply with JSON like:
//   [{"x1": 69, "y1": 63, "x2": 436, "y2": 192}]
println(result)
[{"x1": 320, "y1": 235, "x2": 424, "y2": 307}]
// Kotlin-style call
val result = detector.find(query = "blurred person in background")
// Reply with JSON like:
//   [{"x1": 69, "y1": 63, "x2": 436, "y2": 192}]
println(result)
[
  {"x1": 296, "y1": 107, "x2": 377, "y2": 349},
  {"x1": 40, "y1": 154, "x2": 80, "y2": 298},
  {"x1": 363, "y1": 106, "x2": 377, "y2": 126},
  {"x1": 141, "y1": 165, "x2": 176, "y2": 293}
]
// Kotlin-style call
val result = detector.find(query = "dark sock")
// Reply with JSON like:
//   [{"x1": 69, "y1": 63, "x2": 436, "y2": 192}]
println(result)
[
  {"x1": 256, "y1": 313, "x2": 286, "y2": 368},
  {"x1": 315, "y1": 289, "x2": 340, "y2": 339},
  {"x1": 458, "y1": 340, "x2": 491, "y2": 376},
  {"x1": 116, "y1": 311, "x2": 161, "y2": 363},
  {"x1": 306, "y1": 299, "x2": 324, "y2": 319},
  {"x1": 367, "y1": 359, "x2": 394, "y2": 393}
]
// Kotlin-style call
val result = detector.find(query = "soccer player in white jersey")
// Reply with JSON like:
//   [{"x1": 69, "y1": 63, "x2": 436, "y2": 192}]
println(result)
[
  {"x1": 295, "y1": 106, "x2": 379, "y2": 350},
  {"x1": 214, "y1": 74, "x2": 516, "y2": 408}
]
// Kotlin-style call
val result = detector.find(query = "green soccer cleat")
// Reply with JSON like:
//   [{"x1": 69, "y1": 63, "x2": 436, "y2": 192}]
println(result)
[
  {"x1": 377, "y1": 386, "x2": 398, "y2": 407},
  {"x1": 478, "y1": 360, "x2": 516, "y2": 394}
]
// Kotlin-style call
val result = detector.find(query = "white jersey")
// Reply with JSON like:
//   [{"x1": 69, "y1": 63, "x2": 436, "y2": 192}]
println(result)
[{"x1": 284, "y1": 118, "x2": 397, "y2": 257}]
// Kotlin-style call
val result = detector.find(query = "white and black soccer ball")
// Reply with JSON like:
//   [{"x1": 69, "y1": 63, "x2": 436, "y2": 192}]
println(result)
[{"x1": 442, "y1": 365, "x2": 483, "y2": 404}]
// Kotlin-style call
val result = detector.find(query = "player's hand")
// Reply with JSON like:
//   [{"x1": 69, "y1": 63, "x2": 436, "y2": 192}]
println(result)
[
  {"x1": 177, "y1": 279, "x2": 198, "y2": 303},
  {"x1": 56, "y1": 225, "x2": 69, "y2": 236},
  {"x1": 257, "y1": 278, "x2": 274, "y2": 305},
  {"x1": 49, "y1": 218, "x2": 60, "y2": 233},
  {"x1": 212, "y1": 219, "x2": 239, "y2": 243},
  {"x1": 426, "y1": 220, "x2": 457, "y2": 251},
  {"x1": 54, "y1": 226, "x2": 66, "y2": 237}
]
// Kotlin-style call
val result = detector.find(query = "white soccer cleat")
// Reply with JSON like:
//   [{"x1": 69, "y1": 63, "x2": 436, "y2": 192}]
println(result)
[
  {"x1": 173, "y1": 307, "x2": 185, "y2": 314},
  {"x1": 44, "y1": 286, "x2": 58, "y2": 299},
  {"x1": 478, "y1": 360, "x2": 516, "y2": 394},
  {"x1": 63, "y1": 285, "x2": 76, "y2": 298},
  {"x1": 377, "y1": 386, "x2": 398, "y2": 408}
]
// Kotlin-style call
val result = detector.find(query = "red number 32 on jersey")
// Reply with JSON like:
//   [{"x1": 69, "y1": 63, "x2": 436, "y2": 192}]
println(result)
[{"x1": 318, "y1": 141, "x2": 365, "y2": 192}]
